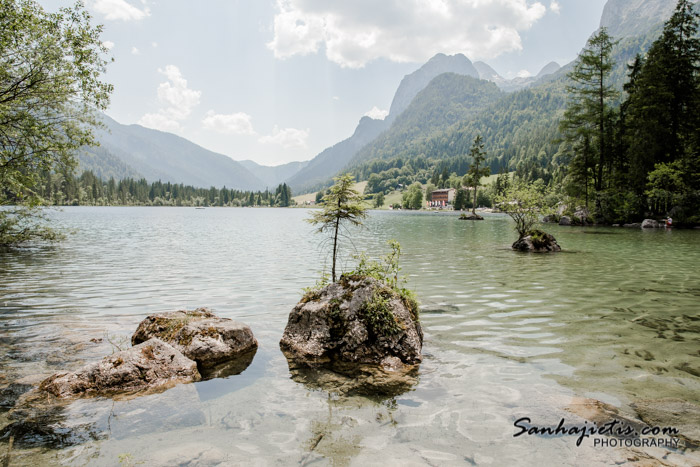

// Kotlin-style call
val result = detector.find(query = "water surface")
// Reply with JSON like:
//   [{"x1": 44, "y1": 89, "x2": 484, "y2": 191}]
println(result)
[{"x1": 1, "y1": 207, "x2": 699, "y2": 465}]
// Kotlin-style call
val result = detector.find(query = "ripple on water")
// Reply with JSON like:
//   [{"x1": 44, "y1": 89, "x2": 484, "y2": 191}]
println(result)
[{"x1": 1, "y1": 208, "x2": 699, "y2": 465}]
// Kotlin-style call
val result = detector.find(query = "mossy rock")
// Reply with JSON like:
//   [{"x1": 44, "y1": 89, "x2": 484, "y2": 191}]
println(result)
[{"x1": 132, "y1": 308, "x2": 258, "y2": 369}]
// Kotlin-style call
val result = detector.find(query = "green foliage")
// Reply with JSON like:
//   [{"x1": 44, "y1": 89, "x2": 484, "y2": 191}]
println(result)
[
  {"x1": 373, "y1": 192, "x2": 385, "y2": 208},
  {"x1": 496, "y1": 182, "x2": 552, "y2": 239},
  {"x1": 0, "y1": 207, "x2": 63, "y2": 247},
  {"x1": 401, "y1": 182, "x2": 423, "y2": 210},
  {"x1": 349, "y1": 240, "x2": 419, "y2": 322},
  {"x1": 300, "y1": 272, "x2": 331, "y2": 302},
  {"x1": 0, "y1": 0, "x2": 112, "y2": 245},
  {"x1": 359, "y1": 289, "x2": 402, "y2": 336},
  {"x1": 559, "y1": 27, "x2": 619, "y2": 211},
  {"x1": 35, "y1": 170, "x2": 284, "y2": 207},
  {"x1": 466, "y1": 135, "x2": 491, "y2": 214},
  {"x1": 307, "y1": 173, "x2": 368, "y2": 282},
  {"x1": 273, "y1": 183, "x2": 293, "y2": 207},
  {"x1": 622, "y1": 0, "x2": 700, "y2": 219},
  {"x1": 453, "y1": 188, "x2": 469, "y2": 211}
]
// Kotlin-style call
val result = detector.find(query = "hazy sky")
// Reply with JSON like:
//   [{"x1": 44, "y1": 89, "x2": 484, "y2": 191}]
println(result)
[{"x1": 40, "y1": 0, "x2": 608, "y2": 166}]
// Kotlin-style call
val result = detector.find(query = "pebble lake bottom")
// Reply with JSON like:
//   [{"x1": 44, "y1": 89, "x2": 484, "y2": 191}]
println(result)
[{"x1": 1, "y1": 207, "x2": 699, "y2": 465}]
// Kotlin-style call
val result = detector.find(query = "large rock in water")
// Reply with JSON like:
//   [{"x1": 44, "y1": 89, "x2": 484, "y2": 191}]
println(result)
[
  {"x1": 641, "y1": 219, "x2": 660, "y2": 228},
  {"x1": 512, "y1": 229, "x2": 561, "y2": 253},
  {"x1": 39, "y1": 339, "x2": 200, "y2": 398},
  {"x1": 132, "y1": 308, "x2": 258, "y2": 369},
  {"x1": 280, "y1": 275, "x2": 422, "y2": 394}
]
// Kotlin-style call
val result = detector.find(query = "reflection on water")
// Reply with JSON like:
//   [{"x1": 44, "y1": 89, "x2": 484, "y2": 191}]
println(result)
[{"x1": 1, "y1": 207, "x2": 699, "y2": 465}]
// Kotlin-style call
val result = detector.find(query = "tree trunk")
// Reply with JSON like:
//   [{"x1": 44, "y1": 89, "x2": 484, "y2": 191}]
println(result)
[{"x1": 331, "y1": 211, "x2": 340, "y2": 282}]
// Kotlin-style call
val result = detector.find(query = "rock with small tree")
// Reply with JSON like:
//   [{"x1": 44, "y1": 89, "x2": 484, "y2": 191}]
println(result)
[
  {"x1": 497, "y1": 182, "x2": 561, "y2": 252},
  {"x1": 282, "y1": 238, "x2": 422, "y2": 395}
]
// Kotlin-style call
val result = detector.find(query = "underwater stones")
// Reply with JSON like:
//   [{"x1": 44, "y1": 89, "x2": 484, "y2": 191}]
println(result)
[
  {"x1": 641, "y1": 219, "x2": 661, "y2": 228},
  {"x1": 39, "y1": 339, "x2": 200, "y2": 398},
  {"x1": 512, "y1": 230, "x2": 561, "y2": 253},
  {"x1": 632, "y1": 399, "x2": 700, "y2": 446},
  {"x1": 131, "y1": 308, "x2": 258, "y2": 369},
  {"x1": 280, "y1": 275, "x2": 422, "y2": 393},
  {"x1": 0, "y1": 383, "x2": 33, "y2": 413}
]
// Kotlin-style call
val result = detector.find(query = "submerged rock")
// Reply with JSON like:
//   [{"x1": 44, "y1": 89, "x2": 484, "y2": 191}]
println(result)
[
  {"x1": 641, "y1": 219, "x2": 660, "y2": 228},
  {"x1": 0, "y1": 383, "x2": 33, "y2": 413},
  {"x1": 132, "y1": 308, "x2": 258, "y2": 369},
  {"x1": 632, "y1": 399, "x2": 700, "y2": 446},
  {"x1": 280, "y1": 275, "x2": 422, "y2": 393},
  {"x1": 39, "y1": 338, "x2": 200, "y2": 398},
  {"x1": 512, "y1": 230, "x2": 561, "y2": 253}
]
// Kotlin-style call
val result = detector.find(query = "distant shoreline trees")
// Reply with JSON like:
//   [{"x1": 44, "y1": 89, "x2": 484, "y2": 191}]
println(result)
[{"x1": 37, "y1": 170, "x2": 296, "y2": 208}]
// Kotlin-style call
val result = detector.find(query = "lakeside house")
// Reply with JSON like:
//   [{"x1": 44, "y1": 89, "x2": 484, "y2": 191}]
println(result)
[{"x1": 429, "y1": 188, "x2": 456, "y2": 207}]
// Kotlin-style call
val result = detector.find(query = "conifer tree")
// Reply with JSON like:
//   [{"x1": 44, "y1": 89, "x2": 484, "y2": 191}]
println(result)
[
  {"x1": 466, "y1": 135, "x2": 491, "y2": 215},
  {"x1": 307, "y1": 174, "x2": 367, "y2": 282},
  {"x1": 560, "y1": 27, "x2": 618, "y2": 212}
]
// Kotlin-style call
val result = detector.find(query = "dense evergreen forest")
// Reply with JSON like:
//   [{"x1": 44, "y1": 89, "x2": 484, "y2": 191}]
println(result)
[{"x1": 37, "y1": 170, "x2": 295, "y2": 207}]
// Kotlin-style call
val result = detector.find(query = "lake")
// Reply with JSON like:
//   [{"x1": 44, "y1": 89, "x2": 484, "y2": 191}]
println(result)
[{"x1": 1, "y1": 207, "x2": 699, "y2": 465}]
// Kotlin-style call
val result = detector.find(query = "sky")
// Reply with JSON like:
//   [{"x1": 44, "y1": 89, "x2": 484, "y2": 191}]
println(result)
[{"x1": 40, "y1": 0, "x2": 609, "y2": 166}]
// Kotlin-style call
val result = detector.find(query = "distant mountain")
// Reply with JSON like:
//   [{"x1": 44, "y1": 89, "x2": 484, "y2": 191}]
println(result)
[
  {"x1": 77, "y1": 145, "x2": 142, "y2": 181},
  {"x1": 536, "y1": 62, "x2": 561, "y2": 79},
  {"x1": 473, "y1": 61, "x2": 502, "y2": 82},
  {"x1": 474, "y1": 61, "x2": 561, "y2": 92},
  {"x1": 285, "y1": 116, "x2": 389, "y2": 193},
  {"x1": 86, "y1": 115, "x2": 265, "y2": 190},
  {"x1": 350, "y1": 73, "x2": 503, "y2": 166},
  {"x1": 387, "y1": 53, "x2": 479, "y2": 122},
  {"x1": 600, "y1": 0, "x2": 699, "y2": 39},
  {"x1": 238, "y1": 159, "x2": 308, "y2": 189},
  {"x1": 287, "y1": 53, "x2": 482, "y2": 193}
]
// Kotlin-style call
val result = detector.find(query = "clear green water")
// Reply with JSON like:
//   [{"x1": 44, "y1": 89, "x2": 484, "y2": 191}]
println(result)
[{"x1": 1, "y1": 207, "x2": 699, "y2": 465}]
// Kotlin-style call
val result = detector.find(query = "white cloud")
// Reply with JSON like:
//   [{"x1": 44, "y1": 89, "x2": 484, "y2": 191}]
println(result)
[
  {"x1": 267, "y1": 0, "x2": 547, "y2": 68},
  {"x1": 333, "y1": 96, "x2": 340, "y2": 101},
  {"x1": 138, "y1": 65, "x2": 201, "y2": 132},
  {"x1": 549, "y1": 0, "x2": 560, "y2": 14},
  {"x1": 202, "y1": 111, "x2": 256, "y2": 135},
  {"x1": 102, "y1": 40, "x2": 115, "y2": 50},
  {"x1": 259, "y1": 126, "x2": 309, "y2": 149},
  {"x1": 364, "y1": 106, "x2": 389, "y2": 120},
  {"x1": 93, "y1": 0, "x2": 150, "y2": 21},
  {"x1": 152, "y1": 42, "x2": 159, "y2": 48},
  {"x1": 515, "y1": 69, "x2": 532, "y2": 78},
  {"x1": 131, "y1": 46, "x2": 140, "y2": 55}
]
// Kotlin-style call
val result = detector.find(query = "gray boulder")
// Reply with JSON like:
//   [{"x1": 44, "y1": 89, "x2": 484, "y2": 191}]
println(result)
[
  {"x1": 280, "y1": 275, "x2": 422, "y2": 384},
  {"x1": 558, "y1": 216, "x2": 572, "y2": 226},
  {"x1": 39, "y1": 339, "x2": 199, "y2": 398},
  {"x1": 459, "y1": 212, "x2": 484, "y2": 220},
  {"x1": 512, "y1": 230, "x2": 561, "y2": 253},
  {"x1": 574, "y1": 207, "x2": 591, "y2": 225},
  {"x1": 623, "y1": 223, "x2": 642, "y2": 228},
  {"x1": 641, "y1": 219, "x2": 660, "y2": 228},
  {"x1": 132, "y1": 308, "x2": 258, "y2": 369}
]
